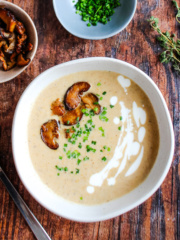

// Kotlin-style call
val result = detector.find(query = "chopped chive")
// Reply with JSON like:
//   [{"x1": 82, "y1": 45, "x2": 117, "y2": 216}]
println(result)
[
  {"x1": 100, "y1": 149, "x2": 103, "y2": 152},
  {"x1": 102, "y1": 156, "x2": 107, "y2": 161},
  {"x1": 110, "y1": 105, "x2": 114, "y2": 108},
  {"x1": 120, "y1": 116, "x2": 123, "y2": 120},
  {"x1": 118, "y1": 126, "x2": 122, "y2": 130},
  {"x1": 66, "y1": 129, "x2": 70, "y2": 133},
  {"x1": 76, "y1": 168, "x2": 80, "y2": 174},
  {"x1": 103, "y1": 146, "x2": 107, "y2": 149},
  {"x1": 77, "y1": 159, "x2": 82, "y2": 165},
  {"x1": 94, "y1": 102, "x2": 99, "y2": 105},
  {"x1": 55, "y1": 165, "x2": 63, "y2": 171},
  {"x1": 80, "y1": 196, "x2": 83, "y2": 200},
  {"x1": 57, "y1": 173, "x2": 60, "y2": 176},
  {"x1": 63, "y1": 148, "x2": 66, "y2": 152},
  {"x1": 97, "y1": 82, "x2": 101, "y2": 86},
  {"x1": 66, "y1": 120, "x2": 70, "y2": 125},
  {"x1": 83, "y1": 156, "x2": 89, "y2": 161},
  {"x1": 78, "y1": 142, "x2": 82, "y2": 148},
  {"x1": 76, "y1": 117, "x2": 80, "y2": 121},
  {"x1": 59, "y1": 156, "x2": 63, "y2": 160},
  {"x1": 64, "y1": 144, "x2": 68, "y2": 147},
  {"x1": 99, "y1": 97, "x2": 103, "y2": 100},
  {"x1": 70, "y1": 171, "x2": 74, "y2": 174},
  {"x1": 102, "y1": 91, "x2": 107, "y2": 95},
  {"x1": 64, "y1": 167, "x2": 68, "y2": 172},
  {"x1": 107, "y1": 147, "x2": 111, "y2": 151},
  {"x1": 91, "y1": 141, "x2": 96, "y2": 145},
  {"x1": 94, "y1": 107, "x2": 98, "y2": 112}
]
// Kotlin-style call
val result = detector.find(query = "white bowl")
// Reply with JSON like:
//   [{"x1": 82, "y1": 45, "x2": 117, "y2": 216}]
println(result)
[
  {"x1": 0, "y1": 1, "x2": 38, "y2": 83},
  {"x1": 12, "y1": 58, "x2": 174, "y2": 222}
]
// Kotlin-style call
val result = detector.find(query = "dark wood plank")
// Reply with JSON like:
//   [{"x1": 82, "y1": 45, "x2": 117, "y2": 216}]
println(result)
[{"x1": 0, "y1": 0, "x2": 179, "y2": 239}]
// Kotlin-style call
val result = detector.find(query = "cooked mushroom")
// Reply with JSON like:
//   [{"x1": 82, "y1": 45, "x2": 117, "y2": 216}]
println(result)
[
  {"x1": 40, "y1": 119, "x2": 60, "y2": 150},
  {"x1": 64, "y1": 128, "x2": 75, "y2": 139},
  {"x1": 0, "y1": 55, "x2": 7, "y2": 70},
  {"x1": 0, "y1": 27, "x2": 12, "y2": 38},
  {"x1": 62, "y1": 105, "x2": 84, "y2": 126},
  {"x1": 24, "y1": 42, "x2": 33, "y2": 52},
  {"x1": 64, "y1": 82, "x2": 91, "y2": 110},
  {"x1": 51, "y1": 98, "x2": 66, "y2": 116},
  {"x1": 15, "y1": 21, "x2": 25, "y2": 35},
  {"x1": 0, "y1": 8, "x2": 16, "y2": 33},
  {"x1": 16, "y1": 33, "x2": 27, "y2": 54},
  {"x1": 4, "y1": 32, "x2": 16, "y2": 54},
  {"x1": 17, "y1": 53, "x2": 30, "y2": 66},
  {"x1": 81, "y1": 93, "x2": 101, "y2": 115}
]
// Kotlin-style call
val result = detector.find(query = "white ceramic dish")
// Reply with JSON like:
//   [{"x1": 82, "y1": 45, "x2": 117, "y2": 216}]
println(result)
[
  {"x1": 12, "y1": 57, "x2": 174, "y2": 222},
  {"x1": 0, "y1": 1, "x2": 38, "y2": 83},
  {"x1": 53, "y1": 0, "x2": 137, "y2": 40}
]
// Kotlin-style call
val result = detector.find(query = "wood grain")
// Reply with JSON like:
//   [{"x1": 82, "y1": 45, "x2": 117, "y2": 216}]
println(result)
[{"x1": 0, "y1": 0, "x2": 179, "y2": 239}]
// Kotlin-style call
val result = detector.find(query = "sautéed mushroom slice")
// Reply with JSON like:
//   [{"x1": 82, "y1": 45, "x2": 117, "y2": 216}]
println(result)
[
  {"x1": 51, "y1": 98, "x2": 66, "y2": 116},
  {"x1": 62, "y1": 105, "x2": 84, "y2": 126},
  {"x1": 64, "y1": 81, "x2": 90, "y2": 110},
  {"x1": 40, "y1": 119, "x2": 60, "y2": 150},
  {"x1": 81, "y1": 93, "x2": 101, "y2": 115}
]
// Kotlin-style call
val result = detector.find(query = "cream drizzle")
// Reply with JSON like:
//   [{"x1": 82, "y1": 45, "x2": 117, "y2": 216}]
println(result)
[
  {"x1": 110, "y1": 96, "x2": 118, "y2": 106},
  {"x1": 117, "y1": 75, "x2": 131, "y2": 93},
  {"x1": 87, "y1": 99, "x2": 147, "y2": 193}
]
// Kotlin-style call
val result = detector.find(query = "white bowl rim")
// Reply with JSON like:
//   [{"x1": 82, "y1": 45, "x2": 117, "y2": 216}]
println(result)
[
  {"x1": 0, "y1": 0, "x2": 38, "y2": 83},
  {"x1": 52, "y1": 0, "x2": 137, "y2": 40},
  {"x1": 12, "y1": 57, "x2": 175, "y2": 222}
]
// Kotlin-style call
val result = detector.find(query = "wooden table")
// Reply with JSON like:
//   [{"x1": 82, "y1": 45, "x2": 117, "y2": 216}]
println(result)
[{"x1": 0, "y1": 0, "x2": 179, "y2": 239}]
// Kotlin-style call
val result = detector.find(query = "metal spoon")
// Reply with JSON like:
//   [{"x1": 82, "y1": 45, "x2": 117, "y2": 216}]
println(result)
[{"x1": 0, "y1": 166, "x2": 51, "y2": 240}]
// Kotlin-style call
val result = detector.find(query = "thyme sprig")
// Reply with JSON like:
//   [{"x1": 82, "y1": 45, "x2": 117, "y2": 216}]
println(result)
[
  {"x1": 148, "y1": 16, "x2": 180, "y2": 73},
  {"x1": 172, "y1": 0, "x2": 180, "y2": 23}
]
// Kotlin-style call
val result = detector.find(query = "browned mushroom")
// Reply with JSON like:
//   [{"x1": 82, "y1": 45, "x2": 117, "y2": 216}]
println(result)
[
  {"x1": 51, "y1": 98, "x2": 66, "y2": 116},
  {"x1": 16, "y1": 33, "x2": 27, "y2": 54},
  {"x1": 40, "y1": 119, "x2": 60, "y2": 150},
  {"x1": 0, "y1": 8, "x2": 16, "y2": 33},
  {"x1": 0, "y1": 55, "x2": 7, "y2": 70},
  {"x1": 24, "y1": 42, "x2": 33, "y2": 52},
  {"x1": 64, "y1": 82, "x2": 90, "y2": 110},
  {"x1": 0, "y1": 27, "x2": 12, "y2": 38},
  {"x1": 62, "y1": 105, "x2": 84, "y2": 126},
  {"x1": 17, "y1": 53, "x2": 30, "y2": 66},
  {"x1": 4, "y1": 32, "x2": 16, "y2": 54},
  {"x1": 15, "y1": 21, "x2": 25, "y2": 35},
  {"x1": 64, "y1": 128, "x2": 75, "y2": 139},
  {"x1": 81, "y1": 93, "x2": 101, "y2": 115}
]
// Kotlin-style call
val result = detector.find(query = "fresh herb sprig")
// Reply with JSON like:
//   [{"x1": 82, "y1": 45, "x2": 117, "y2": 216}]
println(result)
[
  {"x1": 172, "y1": 0, "x2": 180, "y2": 23},
  {"x1": 148, "y1": 6, "x2": 180, "y2": 73}
]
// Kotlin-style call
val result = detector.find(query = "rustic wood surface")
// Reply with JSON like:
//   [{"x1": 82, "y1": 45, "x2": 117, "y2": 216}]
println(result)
[{"x1": 0, "y1": 0, "x2": 179, "y2": 239}]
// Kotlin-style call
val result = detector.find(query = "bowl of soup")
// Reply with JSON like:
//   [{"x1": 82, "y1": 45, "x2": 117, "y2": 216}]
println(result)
[{"x1": 12, "y1": 57, "x2": 174, "y2": 222}]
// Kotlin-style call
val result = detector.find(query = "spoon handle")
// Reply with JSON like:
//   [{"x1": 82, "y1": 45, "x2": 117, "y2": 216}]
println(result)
[{"x1": 0, "y1": 167, "x2": 51, "y2": 240}]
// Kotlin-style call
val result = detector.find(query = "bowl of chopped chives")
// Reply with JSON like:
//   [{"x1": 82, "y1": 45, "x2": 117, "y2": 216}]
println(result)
[{"x1": 53, "y1": 0, "x2": 137, "y2": 40}]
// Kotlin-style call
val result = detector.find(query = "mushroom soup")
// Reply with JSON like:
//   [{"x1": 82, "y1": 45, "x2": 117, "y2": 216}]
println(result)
[{"x1": 28, "y1": 71, "x2": 159, "y2": 205}]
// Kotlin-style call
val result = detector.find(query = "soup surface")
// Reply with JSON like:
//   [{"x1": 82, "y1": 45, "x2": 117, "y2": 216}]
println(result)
[{"x1": 28, "y1": 71, "x2": 159, "y2": 205}]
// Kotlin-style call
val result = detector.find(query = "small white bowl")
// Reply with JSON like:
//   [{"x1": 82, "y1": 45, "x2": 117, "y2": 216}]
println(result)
[
  {"x1": 53, "y1": 0, "x2": 137, "y2": 40},
  {"x1": 0, "y1": 1, "x2": 38, "y2": 83},
  {"x1": 12, "y1": 58, "x2": 174, "y2": 222}
]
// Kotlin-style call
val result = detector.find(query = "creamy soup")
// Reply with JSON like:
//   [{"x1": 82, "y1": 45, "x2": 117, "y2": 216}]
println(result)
[{"x1": 28, "y1": 71, "x2": 159, "y2": 205}]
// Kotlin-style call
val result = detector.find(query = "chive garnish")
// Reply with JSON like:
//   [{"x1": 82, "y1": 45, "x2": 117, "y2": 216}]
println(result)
[
  {"x1": 118, "y1": 126, "x2": 122, "y2": 130},
  {"x1": 97, "y1": 82, "x2": 101, "y2": 86},
  {"x1": 76, "y1": 168, "x2": 80, "y2": 174},
  {"x1": 102, "y1": 157, "x2": 107, "y2": 161},
  {"x1": 102, "y1": 91, "x2": 107, "y2": 95}
]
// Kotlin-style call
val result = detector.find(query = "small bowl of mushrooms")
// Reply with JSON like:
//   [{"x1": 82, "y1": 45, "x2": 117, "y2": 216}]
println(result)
[{"x1": 0, "y1": 1, "x2": 38, "y2": 83}]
